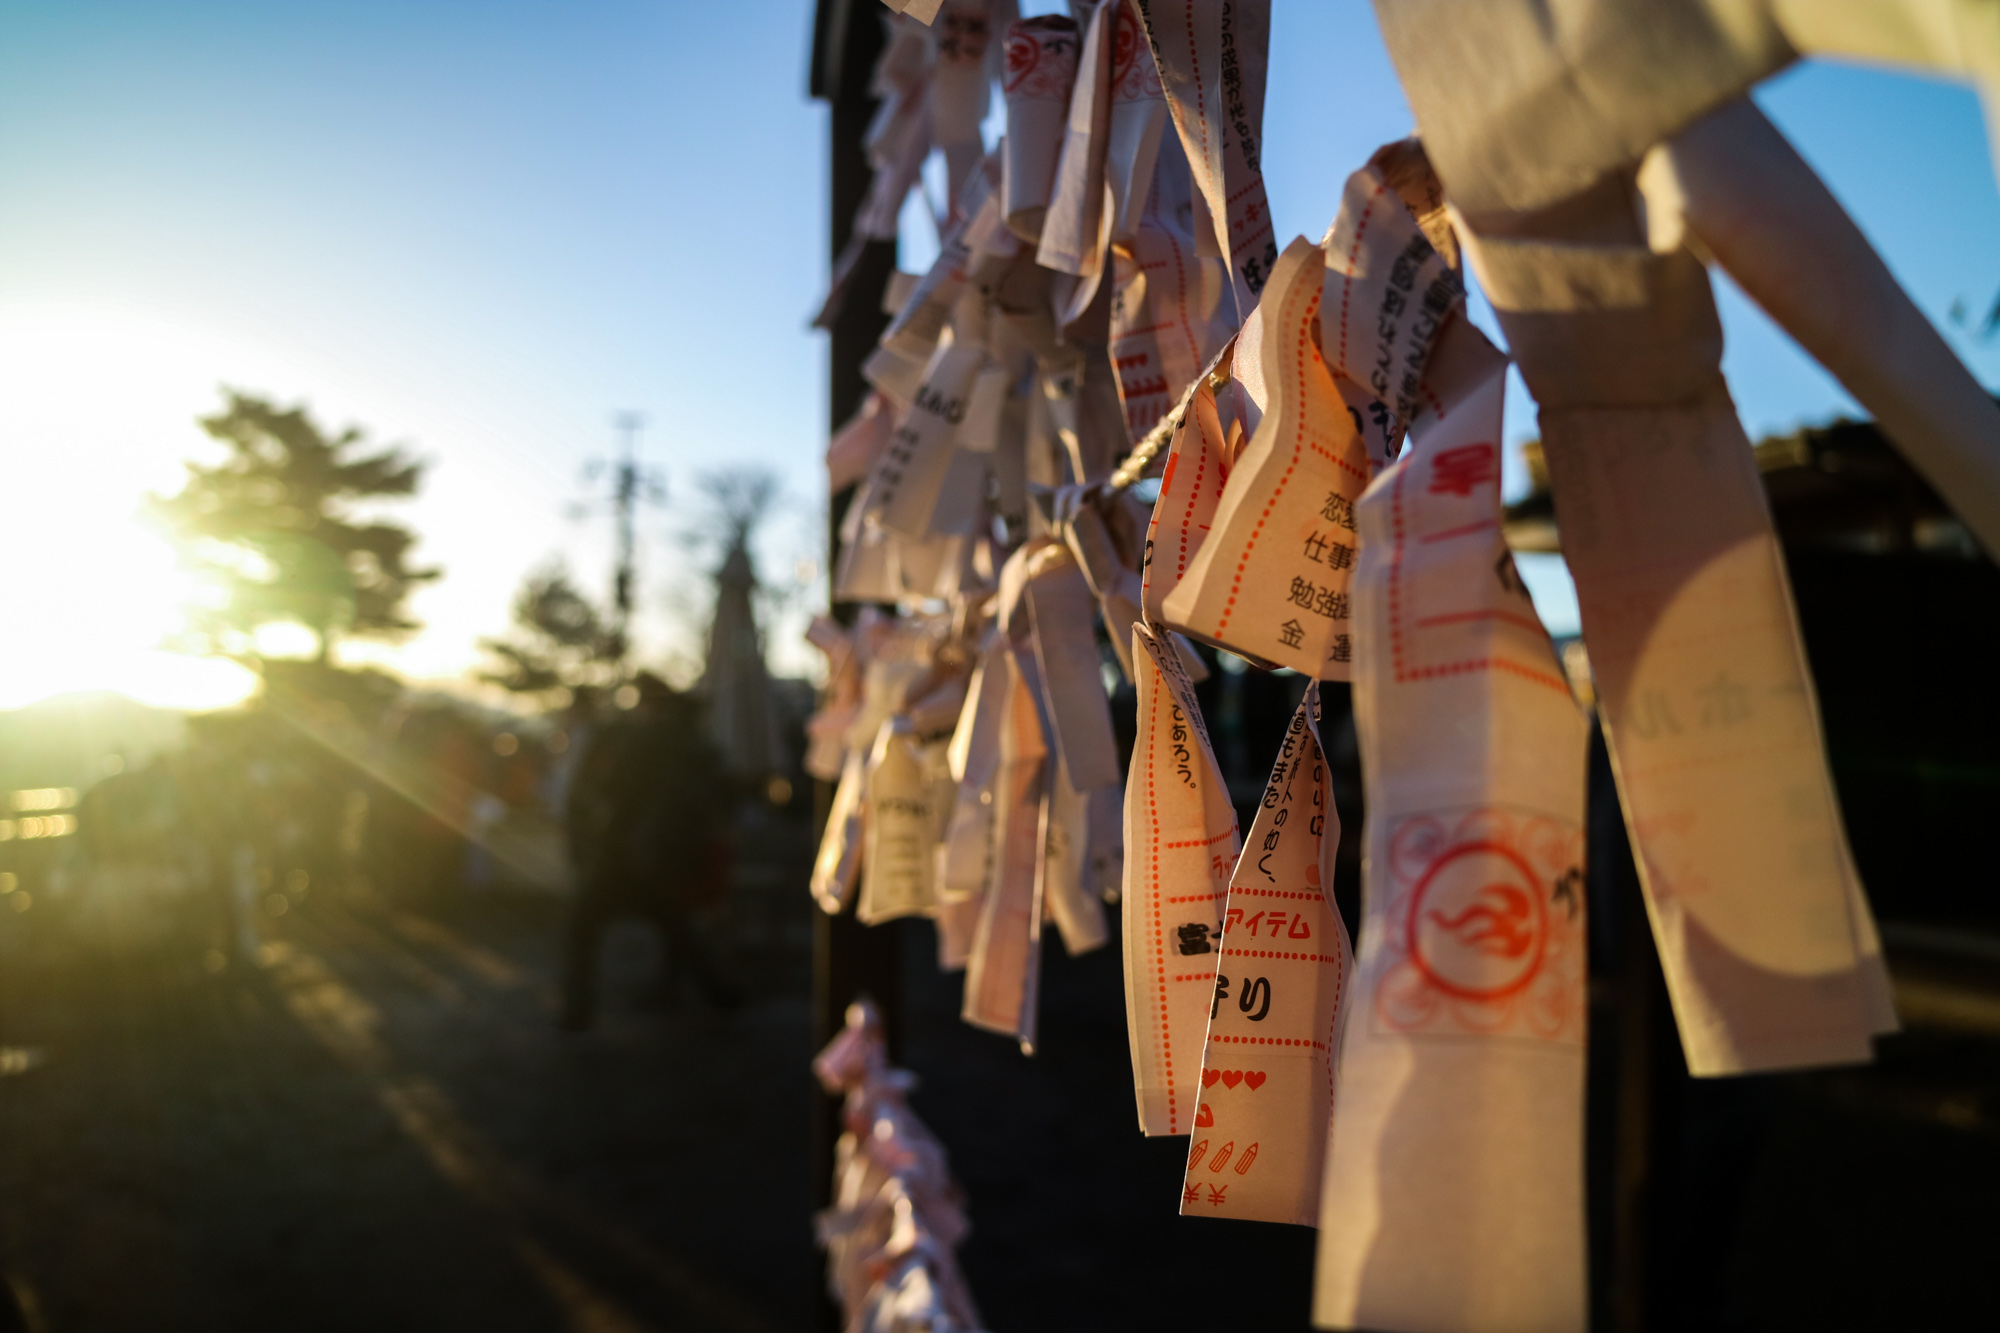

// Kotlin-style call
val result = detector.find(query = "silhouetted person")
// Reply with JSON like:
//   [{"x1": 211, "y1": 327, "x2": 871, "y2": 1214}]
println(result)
[{"x1": 559, "y1": 673, "x2": 738, "y2": 1030}]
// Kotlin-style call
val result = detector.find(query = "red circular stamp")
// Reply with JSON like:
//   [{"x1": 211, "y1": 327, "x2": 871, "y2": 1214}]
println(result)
[
  {"x1": 1374, "y1": 808, "x2": 1584, "y2": 1043},
  {"x1": 1405, "y1": 841, "x2": 1548, "y2": 1002},
  {"x1": 1003, "y1": 30, "x2": 1040, "y2": 92},
  {"x1": 1112, "y1": 7, "x2": 1139, "y2": 84}
]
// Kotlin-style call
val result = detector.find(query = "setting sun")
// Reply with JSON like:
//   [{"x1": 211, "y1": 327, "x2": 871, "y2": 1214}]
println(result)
[{"x1": 0, "y1": 304, "x2": 266, "y2": 710}]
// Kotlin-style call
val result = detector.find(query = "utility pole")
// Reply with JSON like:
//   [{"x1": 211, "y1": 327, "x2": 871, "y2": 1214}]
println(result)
[
  {"x1": 611, "y1": 411, "x2": 646, "y2": 654},
  {"x1": 579, "y1": 411, "x2": 664, "y2": 662}
]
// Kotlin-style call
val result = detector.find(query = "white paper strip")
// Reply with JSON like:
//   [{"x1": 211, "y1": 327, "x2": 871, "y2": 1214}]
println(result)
[
  {"x1": 962, "y1": 647, "x2": 1049, "y2": 1049},
  {"x1": 812, "y1": 748, "x2": 870, "y2": 914},
  {"x1": 1316, "y1": 345, "x2": 1590, "y2": 1333},
  {"x1": 1130, "y1": 0, "x2": 1278, "y2": 319},
  {"x1": 1041, "y1": 752, "x2": 1112, "y2": 956},
  {"x1": 1000, "y1": 15, "x2": 1081, "y2": 242},
  {"x1": 875, "y1": 342, "x2": 987, "y2": 540},
  {"x1": 1036, "y1": 0, "x2": 1114, "y2": 279},
  {"x1": 858, "y1": 718, "x2": 951, "y2": 925},
  {"x1": 1024, "y1": 543, "x2": 1121, "y2": 792}
]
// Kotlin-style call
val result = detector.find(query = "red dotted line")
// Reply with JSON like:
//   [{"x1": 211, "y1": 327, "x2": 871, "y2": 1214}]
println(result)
[
  {"x1": 1142, "y1": 651, "x2": 1173, "y2": 1129},
  {"x1": 1415, "y1": 608, "x2": 1548, "y2": 634},
  {"x1": 1224, "y1": 888, "x2": 1323, "y2": 900},
  {"x1": 1326, "y1": 935, "x2": 1346, "y2": 1112},
  {"x1": 1334, "y1": 186, "x2": 1382, "y2": 380},
  {"x1": 1211, "y1": 1035, "x2": 1328, "y2": 1049},
  {"x1": 1213, "y1": 278, "x2": 1317, "y2": 638},
  {"x1": 1163, "y1": 829, "x2": 1236, "y2": 850},
  {"x1": 1399, "y1": 657, "x2": 1571, "y2": 696},
  {"x1": 1224, "y1": 949, "x2": 1344, "y2": 963}
]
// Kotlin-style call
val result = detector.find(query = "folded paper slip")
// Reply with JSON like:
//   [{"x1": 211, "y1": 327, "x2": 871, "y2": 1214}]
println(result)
[
  {"x1": 1040, "y1": 753, "x2": 1112, "y2": 958},
  {"x1": 1318, "y1": 160, "x2": 1463, "y2": 467},
  {"x1": 1035, "y1": 0, "x2": 1113, "y2": 280},
  {"x1": 1109, "y1": 132, "x2": 1230, "y2": 442},
  {"x1": 1103, "y1": 1, "x2": 1169, "y2": 245},
  {"x1": 1123, "y1": 621, "x2": 1240, "y2": 1136},
  {"x1": 937, "y1": 641, "x2": 1010, "y2": 903},
  {"x1": 1163, "y1": 236, "x2": 1369, "y2": 678},
  {"x1": 1315, "y1": 346, "x2": 1590, "y2": 1333},
  {"x1": 1024, "y1": 541, "x2": 1121, "y2": 792},
  {"x1": 1181, "y1": 683, "x2": 1352, "y2": 1226},
  {"x1": 1140, "y1": 367, "x2": 1229, "y2": 625},
  {"x1": 857, "y1": 718, "x2": 954, "y2": 926},
  {"x1": 1132, "y1": 0, "x2": 1278, "y2": 319},
  {"x1": 1000, "y1": 14, "x2": 1081, "y2": 242},
  {"x1": 812, "y1": 748, "x2": 869, "y2": 914},
  {"x1": 870, "y1": 341, "x2": 987, "y2": 540},
  {"x1": 962, "y1": 642, "x2": 1049, "y2": 1051}
]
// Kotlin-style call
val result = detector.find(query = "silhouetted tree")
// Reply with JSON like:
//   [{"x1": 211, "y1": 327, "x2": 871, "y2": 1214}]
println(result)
[
  {"x1": 148, "y1": 391, "x2": 438, "y2": 667},
  {"x1": 479, "y1": 561, "x2": 625, "y2": 701}
]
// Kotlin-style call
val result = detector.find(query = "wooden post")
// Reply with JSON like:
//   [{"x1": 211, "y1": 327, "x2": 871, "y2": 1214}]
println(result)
[{"x1": 807, "y1": 3, "x2": 904, "y2": 1326}]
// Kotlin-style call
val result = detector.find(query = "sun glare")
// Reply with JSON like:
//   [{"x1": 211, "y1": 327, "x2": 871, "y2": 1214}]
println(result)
[{"x1": 0, "y1": 304, "x2": 272, "y2": 712}]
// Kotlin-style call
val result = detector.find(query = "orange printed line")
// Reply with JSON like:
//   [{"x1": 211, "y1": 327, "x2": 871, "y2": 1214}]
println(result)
[
  {"x1": 1224, "y1": 950, "x2": 1345, "y2": 963},
  {"x1": 1213, "y1": 285, "x2": 1320, "y2": 638},
  {"x1": 1420, "y1": 518, "x2": 1499, "y2": 544},
  {"x1": 1414, "y1": 608, "x2": 1547, "y2": 634},
  {"x1": 1163, "y1": 829, "x2": 1237, "y2": 850},
  {"x1": 1392, "y1": 656, "x2": 1571, "y2": 696}
]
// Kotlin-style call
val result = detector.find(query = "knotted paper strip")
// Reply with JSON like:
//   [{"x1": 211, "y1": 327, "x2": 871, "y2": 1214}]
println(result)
[
  {"x1": 1182, "y1": 684, "x2": 1351, "y2": 1225},
  {"x1": 1316, "y1": 339, "x2": 1589, "y2": 1333},
  {"x1": 1163, "y1": 236, "x2": 1369, "y2": 678},
  {"x1": 1123, "y1": 621, "x2": 1240, "y2": 1135},
  {"x1": 938, "y1": 639, "x2": 1008, "y2": 901}
]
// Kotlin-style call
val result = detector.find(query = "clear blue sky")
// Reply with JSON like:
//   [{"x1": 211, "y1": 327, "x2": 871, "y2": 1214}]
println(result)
[{"x1": 0, "y1": 0, "x2": 1993, "y2": 707}]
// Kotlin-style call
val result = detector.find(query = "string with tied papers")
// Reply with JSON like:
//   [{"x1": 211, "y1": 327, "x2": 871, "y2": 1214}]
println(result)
[
  {"x1": 808, "y1": 2, "x2": 2000, "y2": 1329},
  {"x1": 814, "y1": 1001, "x2": 986, "y2": 1333}
]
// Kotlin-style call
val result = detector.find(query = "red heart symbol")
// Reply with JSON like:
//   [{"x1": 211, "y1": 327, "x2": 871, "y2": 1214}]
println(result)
[
  {"x1": 1195, "y1": 1104, "x2": 1214, "y2": 1128},
  {"x1": 1244, "y1": 1071, "x2": 1266, "y2": 1091},
  {"x1": 1220, "y1": 1070, "x2": 1243, "y2": 1089},
  {"x1": 1202, "y1": 1069, "x2": 1220, "y2": 1088}
]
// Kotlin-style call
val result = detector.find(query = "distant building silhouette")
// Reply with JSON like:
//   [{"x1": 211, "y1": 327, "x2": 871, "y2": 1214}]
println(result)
[{"x1": 697, "y1": 533, "x2": 782, "y2": 779}]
